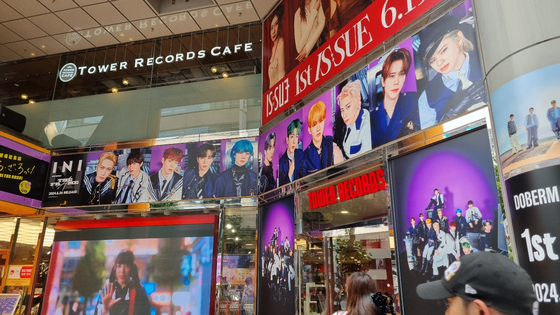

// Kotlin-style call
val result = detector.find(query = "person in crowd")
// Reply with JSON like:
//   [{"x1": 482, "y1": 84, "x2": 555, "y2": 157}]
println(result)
[
  {"x1": 301, "y1": 101, "x2": 334, "y2": 176},
  {"x1": 279, "y1": 119, "x2": 304, "y2": 185},
  {"x1": 114, "y1": 150, "x2": 150, "y2": 204},
  {"x1": 417, "y1": 252, "x2": 536, "y2": 315},
  {"x1": 547, "y1": 100, "x2": 560, "y2": 141},
  {"x1": 507, "y1": 114, "x2": 523, "y2": 154},
  {"x1": 421, "y1": 218, "x2": 436, "y2": 275},
  {"x1": 446, "y1": 221, "x2": 461, "y2": 262},
  {"x1": 95, "y1": 250, "x2": 150, "y2": 315},
  {"x1": 454, "y1": 209, "x2": 468, "y2": 238},
  {"x1": 434, "y1": 209, "x2": 449, "y2": 233},
  {"x1": 525, "y1": 107, "x2": 539, "y2": 149},
  {"x1": 183, "y1": 142, "x2": 218, "y2": 199},
  {"x1": 82, "y1": 152, "x2": 118, "y2": 205},
  {"x1": 149, "y1": 147, "x2": 183, "y2": 201},
  {"x1": 431, "y1": 221, "x2": 449, "y2": 278},
  {"x1": 241, "y1": 277, "x2": 254, "y2": 315},
  {"x1": 465, "y1": 200, "x2": 483, "y2": 233},
  {"x1": 294, "y1": 0, "x2": 326, "y2": 62},
  {"x1": 268, "y1": 5, "x2": 286, "y2": 88},
  {"x1": 417, "y1": 213, "x2": 427, "y2": 271},
  {"x1": 417, "y1": 15, "x2": 485, "y2": 128},
  {"x1": 332, "y1": 272, "x2": 378, "y2": 315},
  {"x1": 214, "y1": 140, "x2": 258, "y2": 197},
  {"x1": 478, "y1": 220, "x2": 496, "y2": 251},
  {"x1": 259, "y1": 133, "x2": 277, "y2": 193},
  {"x1": 409, "y1": 217, "x2": 422, "y2": 272},
  {"x1": 334, "y1": 80, "x2": 372, "y2": 162},
  {"x1": 371, "y1": 48, "x2": 419, "y2": 147},
  {"x1": 425, "y1": 188, "x2": 444, "y2": 219}
]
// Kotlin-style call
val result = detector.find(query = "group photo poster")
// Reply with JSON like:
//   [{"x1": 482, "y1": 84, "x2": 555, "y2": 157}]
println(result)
[
  {"x1": 257, "y1": 196, "x2": 296, "y2": 315},
  {"x1": 490, "y1": 63, "x2": 560, "y2": 314},
  {"x1": 390, "y1": 128, "x2": 504, "y2": 315}
]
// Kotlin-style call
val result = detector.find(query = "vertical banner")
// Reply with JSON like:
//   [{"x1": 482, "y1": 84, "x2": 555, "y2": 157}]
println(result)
[
  {"x1": 43, "y1": 154, "x2": 87, "y2": 207},
  {"x1": 390, "y1": 128, "x2": 504, "y2": 315},
  {"x1": 257, "y1": 196, "x2": 295, "y2": 315},
  {"x1": 490, "y1": 63, "x2": 560, "y2": 314}
]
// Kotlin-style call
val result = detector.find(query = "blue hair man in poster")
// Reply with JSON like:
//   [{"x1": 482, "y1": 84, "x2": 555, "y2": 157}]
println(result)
[{"x1": 214, "y1": 139, "x2": 258, "y2": 197}]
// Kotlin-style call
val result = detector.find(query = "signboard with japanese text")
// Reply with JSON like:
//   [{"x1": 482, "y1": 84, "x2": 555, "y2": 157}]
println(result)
[
  {"x1": 6, "y1": 265, "x2": 33, "y2": 286},
  {"x1": 0, "y1": 294, "x2": 21, "y2": 315}
]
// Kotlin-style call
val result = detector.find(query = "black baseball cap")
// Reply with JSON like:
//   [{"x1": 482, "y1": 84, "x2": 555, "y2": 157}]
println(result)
[
  {"x1": 416, "y1": 252, "x2": 537, "y2": 315},
  {"x1": 418, "y1": 14, "x2": 473, "y2": 65}
]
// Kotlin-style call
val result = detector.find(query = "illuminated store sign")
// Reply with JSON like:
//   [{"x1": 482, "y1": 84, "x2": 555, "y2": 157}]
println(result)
[
  {"x1": 307, "y1": 170, "x2": 386, "y2": 210},
  {"x1": 58, "y1": 42, "x2": 253, "y2": 82}
]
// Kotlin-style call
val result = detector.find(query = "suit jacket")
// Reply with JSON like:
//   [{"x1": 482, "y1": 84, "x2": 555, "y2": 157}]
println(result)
[
  {"x1": 213, "y1": 166, "x2": 258, "y2": 197},
  {"x1": 300, "y1": 136, "x2": 334, "y2": 177},
  {"x1": 148, "y1": 171, "x2": 183, "y2": 201},
  {"x1": 278, "y1": 149, "x2": 303, "y2": 186},
  {"x1": 81, "y1": 172, "x2": 117, "y2": 205},
  {"x1": 114, "y1": 169, "x2": 150, "y2": 204},
  {"x1": 182, "y1": 169, "x2": 218, "y2": 199},
  {"x1": 371, "y1": 92, "x2": 418, "y2": 147}
]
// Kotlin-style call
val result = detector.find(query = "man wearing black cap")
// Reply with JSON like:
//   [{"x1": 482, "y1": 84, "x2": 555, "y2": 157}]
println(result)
[{"x1": 417, "y1": 252, "x2": 537, "y2": 315}]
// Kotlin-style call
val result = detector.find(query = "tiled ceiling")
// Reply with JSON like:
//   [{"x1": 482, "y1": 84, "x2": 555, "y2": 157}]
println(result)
[{"x1": 0, "y1": 0, "x2": 276, "y2": 63}]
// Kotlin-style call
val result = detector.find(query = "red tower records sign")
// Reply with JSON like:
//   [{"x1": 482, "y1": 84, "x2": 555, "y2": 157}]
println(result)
[{"x1": 262, "y1": 0, "x2": 445, "y2": 125}]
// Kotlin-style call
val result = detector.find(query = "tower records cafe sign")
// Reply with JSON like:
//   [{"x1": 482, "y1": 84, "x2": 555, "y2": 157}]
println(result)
[{"x1": 58, "y1": 42, "x2": 253, "y2": 83}]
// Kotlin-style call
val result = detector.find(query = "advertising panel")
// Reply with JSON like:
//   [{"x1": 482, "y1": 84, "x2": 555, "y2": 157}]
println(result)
[
  {"x1": 390, "y1": 128, "x2": 504, "y2": 315},
  {"x1": 262, "y1": 0, "x2": 448, "y2": 125},
  {"x1": 490, "y1": 64, "x2": 560, "y2": 313},
  {"x1": 42, "y1": 138, "x2": 257, "y2": 209},
  {"x1": 0, "y1": 137, "x2": 50, "y2": 208},
  {"x1": 6, "y1": 265, "x2": 33, "y2": 286},
  {"x1": 0, "y1": 294, "x2": 21, "y2": 315},
  {"x1": 257, "y1": 196, "x2": 295, "y2": 315},
  {"x1": 42, "y1": 215, "x2": 218, "y2": 315}
]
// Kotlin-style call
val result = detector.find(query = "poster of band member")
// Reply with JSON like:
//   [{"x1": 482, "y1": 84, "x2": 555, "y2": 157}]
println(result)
[
  {"x1": 258, "y1": 196, "x2": 295, "y2": 315},
  {"x1": 82, "y1": 151, "x2": 119, "y2": 206},
  {"x1": 113, "y1": 148, "x2": 152, "y2": 204},
  {"x1": 390, "y1": 128, "x2": 503, "y2": 315},
  {"x1": 43, "y1": 154, "x2": 87, "y2": 207},
  {"x1": 148, "y1": 144, "x2": 185, "y2": 202},
  {"x1": 490, "y1": 64, "x2": 560, "y2": 313},
  {"x1": 183, "y1": 141, "x2": 221, "y2": 200},
  {"x1": 215, "y1": 138, "x2": 258, "y2": 197}
]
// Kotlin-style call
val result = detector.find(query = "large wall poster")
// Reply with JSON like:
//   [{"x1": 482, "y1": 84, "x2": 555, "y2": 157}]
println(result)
[
  {"x1": 390, "y1": 128, "x2": 503, "y2": 315},
  {"x1": 257, "y1": 196, "x2": 295, "y2": 315},
  {"x1": 490, "y1": 63, "x2": 560, "y2": 314}
]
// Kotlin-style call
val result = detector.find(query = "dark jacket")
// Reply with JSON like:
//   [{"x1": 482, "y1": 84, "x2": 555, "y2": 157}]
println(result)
[
  {"x1": 182, "y1": 169, "x2": 218, "y2": 199},
  {"x1": 371, "y1": 92, "x2": 419, "y2": 147},
  {"x1": 300, "y1": 136, "x2": 334, "y2": 177},
  {"x1": 278, "y1": 149, "x2": 303, "y2": 186},
  {"x1": 94, "y1": 282, "x2": 150, "y2": 315},
  {"x1": 214, "y1": 166, "x2": 258, "y2": 197},
  {"x1": 81, "y1": 172, "x2": 117, "y2": 205},
  {"x1": 259, "y1": 163, "x2": 276, "y2": 193},
  {"x1": 148, "y1": 171, "x2": 182, "y2": 201}
]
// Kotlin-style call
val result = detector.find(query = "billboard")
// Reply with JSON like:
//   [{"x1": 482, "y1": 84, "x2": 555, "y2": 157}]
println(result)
[
  {"x1": 390, "y1": 128, "x2": 504, "y2": 315},
  {"x1": 42, "y1": 215, "x2": 218, "y2": 315},
  {"x1": 262, "y1": 0, "x2": 448, "y2": 125},
  {"x1": 257, "y1": 196, "x2": 295, "y2": 315},
  {"x1": 42, "y1": 138, "x2": 258, "y2": 209}
]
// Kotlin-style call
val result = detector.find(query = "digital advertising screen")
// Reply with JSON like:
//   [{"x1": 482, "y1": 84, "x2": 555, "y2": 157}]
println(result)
[{"x1": 43, "y1": 215, "x2": 218, "y2": 315}]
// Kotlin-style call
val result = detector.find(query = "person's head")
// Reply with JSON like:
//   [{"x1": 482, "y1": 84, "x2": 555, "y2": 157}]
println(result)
[
  {"x1": 345, "y1": 272, "x2": 378, "y2": 315},
  {"x1": 230, "y1": 140, "x2": 253, "y2": 168},
  {"x1": 417, "y1": 252, "x2": 537, "y2": 315},
  {"x1": 468, "y1": 200, "x2": 474, "y2": 208},
  {"x1": 411, "y1": 217, "x2": 416, "y2": 225},
  {"x1": 419, "y1": 213, "x2": 425, "y2": 221},
  {"x1": 126, "y1": 150, "x2": 144, "y2": 179},
  {"x1": 434, "y1": 188, "x2": 440, "y2": 195},
  {"x1": 337, "y1": 80, "x2": 362, "y2": 127},
  {"x1": 450, "y1": 221, "x2": 456, "y2": 233},
  {"x1": 426, "y1": 218, "x2": 432, "y2": 228},
  {"x1": 308, "y1": 101, "x2": 327, "y2": 145},
  {"x1": 483, "y1": 220, "x2": 493, "y2": 232},
  {"x1": 270, "y1": 5, "x2": 283, "y2": 42},
  {"x1": 161, "y1": 147, "x2": 183, "y2": 177},
  {"x1": 509, "y1": 114, "x2": 514, "y2": 121},
  {"x1": 552, "y1": 100, "x2": 557, "y2": 108},
  {"x1": 381, "y1": 48, "x2": 412, "y2": 101},
  {"x1": 110, "y1": 250, "x2": 140, "y2": 288},
  {"x1": 456, "y1": 208, "x2": 462, "y2": 217},
  {"x1": 529, "y1": 107, "x2": 534, "y2": 114},
  {"x1": 286, "y1": 118, "x2": 302, "y2": 155},
  {"x1": 437, "y1": 209, "x2": 443, "y2": 218},
  {"x1": 197, "y1": 142, "x2": 217, "y2": 175},
  {"x1": 433, "y1": 221, "x2": 440, "y2": 233},
  {"x1": 462, "y1": 242, "x2": 472, "y2": 255},
  {"x1": 264, "y1": 133, "x2": 276, "y2": 164},
  {"x1": 95, "y1": 152, "x2": 117, "y2": 183}
]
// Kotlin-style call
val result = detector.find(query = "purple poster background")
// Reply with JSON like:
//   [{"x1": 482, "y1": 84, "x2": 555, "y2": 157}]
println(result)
[
  {"x1": 261, "y1": 197, "x2": 295, "y2": 249},
  {"x1": 149, "y1": 144, "x2": 186, "y2": 176}
]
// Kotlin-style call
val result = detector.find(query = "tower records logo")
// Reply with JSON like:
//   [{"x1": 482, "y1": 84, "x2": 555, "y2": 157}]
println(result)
[{"x1": 59, "y1": 63, "x2": 77, "y2": 82}]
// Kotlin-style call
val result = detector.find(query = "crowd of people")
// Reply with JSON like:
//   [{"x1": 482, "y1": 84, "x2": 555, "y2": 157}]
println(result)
[{"x1": 260, "y1": 227, "x2": 295, "y2": 306}]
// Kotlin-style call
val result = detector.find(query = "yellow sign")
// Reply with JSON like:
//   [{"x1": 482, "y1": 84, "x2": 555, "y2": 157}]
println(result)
[
  {"x1": 6, "y1": 265, "x2": 33, "y2": 286},
  {"x1": 18, "y1": 181, "x2": 30, "y2": 194}
]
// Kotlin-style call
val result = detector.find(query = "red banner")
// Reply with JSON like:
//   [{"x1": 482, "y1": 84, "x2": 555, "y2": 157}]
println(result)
[{"x1": 262, "y1": 0, "x2": 444, "y2": 125}]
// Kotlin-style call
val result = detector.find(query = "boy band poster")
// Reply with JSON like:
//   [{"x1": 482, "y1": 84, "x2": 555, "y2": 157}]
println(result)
[
  {"x1": 43, "y1": 138, "x2": 259, "y2": 208},
  {"x1": 259, "y1": 1, "x2": 488, "y2": 193}
]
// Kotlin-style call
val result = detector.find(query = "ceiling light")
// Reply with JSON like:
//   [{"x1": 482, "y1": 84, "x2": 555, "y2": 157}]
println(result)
[
  {"x1": 341, "y1": 210, "x2": 349, "y2": 214},
  {"x1": 21, "y1": 94, "x2": 28, "y2": 100},
  {"x1": 211, "y1": 66, "x2": 217, "y2": 73},
  {"x1": 226, "y1": 224, "x2": 232, "y2": 229},
  {"x1": 111, "y1": 87, "x2": 118, "y2": 93},
  {"x1": 47, "y1": 251, "x2": 51, "y2": 254},
  {"x1": 28, "y1": 99, "x2": 35, "y2": 104},
  {"x1": 122, "y1": 79, "x2": 129, "y2": 85},
  {"x1": 235, "y1": 237, "x2": 239, "y2": 241},
  {"x1": 231, "y1": 229, "x2": 235, "y2": 233},
  {"x1": 245, "y1": 244, "x2": 252, "y2": 246},
  {"x1": 222, "y1": 72, "x2": 228, "y2": 78}
]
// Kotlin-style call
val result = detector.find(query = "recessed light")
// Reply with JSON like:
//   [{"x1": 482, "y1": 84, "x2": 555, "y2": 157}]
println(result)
[
  {"x1": 226, "y1": 224, "x2": 232, "y2": 229},
  {"x1": 28, "y1": 99, "x2": 35, "y2": 104},
  {"x1": 111, "y1": 87, "x2": 118, "y2": 93},
  {"x1": 21, "y1": 94, "x2": 28, "y2": 100},
  {"x1": 122, "y1": 79, "x2": 129, "y2": 85},
  {"x1": 14, "y1": 83, "x2": 19, "y2": 87},
  {"x1": 222, "y1": 72, "x2": 228, "y2": 78},
  {"x1": 341, "y1": 210, "x2": 349, "y2": 214},
  {"x1": 211, "y1": 66, "x2": 217, "y2": 73}
]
